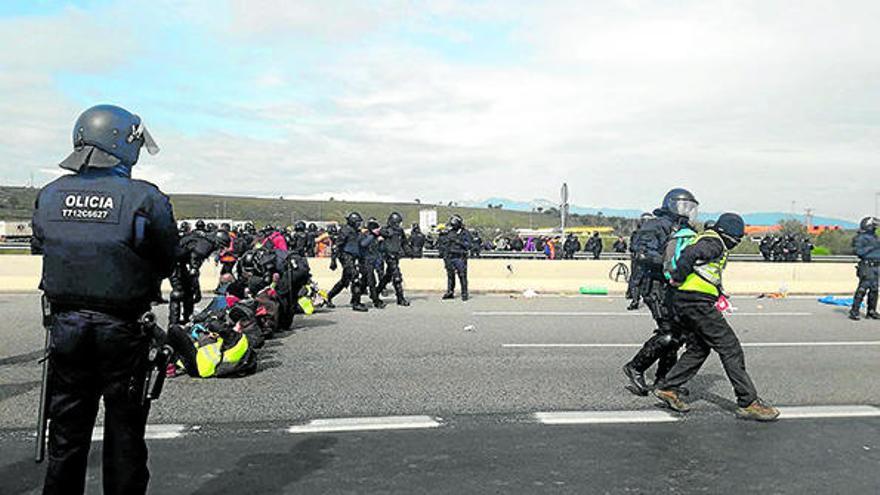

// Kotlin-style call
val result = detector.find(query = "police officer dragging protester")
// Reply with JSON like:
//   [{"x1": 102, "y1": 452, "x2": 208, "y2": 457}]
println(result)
[
  {"x1": 327, "y1": 212, "x2": 370, "y2": 312},
  {"x1": 31, "y1": 105, "x2": 178, "y2": 494},
  {"x1": 441, "y1": 214, "x2": 472, "y2": 301},
  {"x1": 849, "y1": 217, "x2": 880, "y2": 320},
  {"x1": 652, "y1": 213, "x2": 780, "y2": 421},
  {"x1": 377, "y1": 212, "x2": 411, "y2": 306},
  {"x1": 622, "y1": 189, "x2": 699, "y2": 396}
]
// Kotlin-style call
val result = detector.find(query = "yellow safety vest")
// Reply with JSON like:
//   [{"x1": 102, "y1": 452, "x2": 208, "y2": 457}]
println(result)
[
  {"x1": 194, "y1": 334, "x2": 250, "y2": 378},
  {"x1": 678, "y1": 230, "x2": 729, "y2": 297}
]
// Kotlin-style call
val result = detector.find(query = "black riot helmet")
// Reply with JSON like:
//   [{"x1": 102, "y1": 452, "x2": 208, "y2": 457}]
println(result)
[
  {"x1": 243, "y1": 222, "x2": 256, "y2": 234},
  {"x1": 388, "y1": 211, "x2": 403, "y2": 227},
  {"x1": 307, "y1": 223, "x2": 317, "y2": 232},
  {"x1": 195, "y1": 219, "x2": 206, "y2": 231},
  {"x1": 206, "y1": 222, "x2": 217, "y2": 232},
  {"x1": 346, "y1": 212, "x2": 363, "y2": 228},
  {"x1": 294, "y1": 221, "x2": 306, "y2": 232},
  {"x1": 220, "y1": 222, "x2": 231, "y2": 232},
  {"x1": 178, "y1": 221, "x2": 191, "y2": 234},
  {"x1": 411, "y1": 223, "x2": 421, "y2": 232},
  {"x1": 711, "y1": 213, "x2": 745, "y2": 249},
  {"x1": 860, "y1": 217, "x2": 878, "y2": 233},
  {"x1": 59, "y1": 104, "x2": 160, "y2": 172},
  {"x1": 327, "y1": 224, "x2": 338, "y2": 235},
  {"x1": 366, "y1": 217, "x2": 380, "y2": 231},
  {"x1": 661, "y1": 188, "x2": 699, "y2": 223},
  {"x1": 448, "y1": 214, "x2": 464, "y2": 230},
  {"x1": 214, "y1": 229, "x2": 231, "y2": 247}
]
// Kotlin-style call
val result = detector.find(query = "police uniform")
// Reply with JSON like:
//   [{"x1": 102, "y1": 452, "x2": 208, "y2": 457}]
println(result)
[
  {"x1": 441, "y1": 216, "x2": 472, "y2": 301},
  {"x1": 850, "y1": 217, "x2": 880, "y2": 320},
  {"x1": 623, "y1": 189, "x2": 698, "y2": 396},
  {"x1": 377, "y1": 212, "x2": 411, "y2": 306},
  {"x1": 327, "y1": 213, "x2": 369, "y2": 311},
  {"x1": 31, "y1": 105, "x2": 176, "y2": 494}
]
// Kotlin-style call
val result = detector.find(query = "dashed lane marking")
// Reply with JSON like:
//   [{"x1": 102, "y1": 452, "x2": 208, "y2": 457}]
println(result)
[
  {"x1": 777, "y1": 405, "x2": 880, "y2": 420},
  {"x1": 288, "y1": 415, "x2": 442, "y2": 434},
  {"x1": 534, "y1": 410, "x2": 680, "y2": 425},
  {"x1": 91, "y1": 424, "x2": 186, "y2": 442},
  {"x1": 473, "y1": 311, "x2": 813, "y2": 317},
  {"x1": 502, "y1": 341, "x2": 880, "y2": 349}
]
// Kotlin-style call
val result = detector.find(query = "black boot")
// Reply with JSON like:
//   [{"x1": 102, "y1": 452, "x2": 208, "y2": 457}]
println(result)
[
  {"x1": 352, "y1": 303, "x2": 368, "y2": 312},
  {"x1": 373, "y1": 299, "x2": 386, "y2": 309},
  {"x1": 460, "y1": 273, "x2": 469, "y2": 301},
  {"x1": 850, "y1": 288, "x2": 866, "y2": 320},
  {"x1": 867, "y1": 290, "x2": 880, "y2": 319},
  {"x1": 626, "y1": 300, "x2": 639, "y2": 311},
  {"x1": 442, "y1": 292, "x2": 455, "y2": 300},
  {"x1": 623, "y1": 363, "x2": 649, "y2": 396}
]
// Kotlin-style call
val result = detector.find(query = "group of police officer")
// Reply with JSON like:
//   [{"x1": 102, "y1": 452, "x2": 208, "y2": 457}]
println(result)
[
  {"x1": 325, "y1": 211, "x2": 472, "y2": 309},
  {"x1": 759, "y1": 233, "x2": 814, "y2": 262},
  {"x1": 29, "y1": 105, "x2": 878, "y2": 494}
]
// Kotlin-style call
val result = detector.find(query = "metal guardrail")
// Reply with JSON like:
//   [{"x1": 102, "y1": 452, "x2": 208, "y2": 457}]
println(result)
[
  {"x1": 419, "y1": 249, "x2": 857, "y2": 263},
  {"x1": 0, "y1": 243, "x2": 858, "y2": 263}
]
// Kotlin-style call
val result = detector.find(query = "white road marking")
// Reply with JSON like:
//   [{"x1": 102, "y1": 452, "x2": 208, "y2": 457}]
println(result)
[
  {"x1": 503, "y1": 341, "x2": 880, "y2": 349},
  {"x1": 473, "y1": 311, "x2": 812, "y2": 317},
  {"x1": 288, "y1": 415, "x2": 442, "y2": 434},
  {"x1": 535, "y1": 410, "x2": 680, "y2": 425},
  {"x1": 777, "y1": 405, "x2": 880, "y2": 420},
  {"x1": 91, "y1": 424, "x2": 186, "y2": 442}
]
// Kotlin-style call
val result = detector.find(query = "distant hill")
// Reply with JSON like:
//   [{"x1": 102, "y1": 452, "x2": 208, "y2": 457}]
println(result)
[
  {"x1": 0, "y1": 186, "x2": 619, "y2": 232},
  {"x1": 462, "y1": 197, "x2": 857, "y2": 229}
]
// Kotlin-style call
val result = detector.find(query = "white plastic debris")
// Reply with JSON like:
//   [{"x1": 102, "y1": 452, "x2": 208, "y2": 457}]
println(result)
[
  {"x1": 523, "y1": 288, "x2": 538, "y2": 298},
  {"x1": 464, "y1": 325, "x2": 476, "y2": 332}
]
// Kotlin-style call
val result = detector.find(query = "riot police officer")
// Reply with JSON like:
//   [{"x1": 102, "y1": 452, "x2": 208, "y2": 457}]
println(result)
[
  {"x1": 377, "y1": 212, "x2": 411, "y2": 306},
  {"x1": 362, "y1": 218, "x2": 387, "y2": 308},
  {"x1": 327, "y1": 212, "x2": 369, "y2": 311},
  {"x1": 290, "y1": 221, "x2": 309, "y2": 257},
  {"x1": 169, "y1": 228, "x2": 223, "y2": 326},
  {"x1": 410, "y1": 223, "x2": 426, "y2": 258},
  {"x1": 306, "y1": 222, "x2": 318, "y2": 257},
  {"x1": 31, "y1": 105, "x2": 177, "y2": 494},
  {"x1": 622, "y1": 188, "x2": 699, "y2": 396},
  {"x1": 849, "y1": 217, "x2": 880, "y2": 320},
  {"x1": 441, "y1": 214, "x2": 472, "y2": 301}
]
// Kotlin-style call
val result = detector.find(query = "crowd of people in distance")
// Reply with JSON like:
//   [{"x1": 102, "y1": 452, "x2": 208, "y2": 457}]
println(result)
[
  {"x1": 758, "y1": 234, "x2": 814, "y2": 262},
  {"x1": 464, "y1": 231, "x2": 627, "y2": 260}
]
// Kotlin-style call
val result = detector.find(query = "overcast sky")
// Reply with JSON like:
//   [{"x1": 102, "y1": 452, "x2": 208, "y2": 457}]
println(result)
[{"x1": 1, "y1": 1, "x2": 877, "y2": 220}]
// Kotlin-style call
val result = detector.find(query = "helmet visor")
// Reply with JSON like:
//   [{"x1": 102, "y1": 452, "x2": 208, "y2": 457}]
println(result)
[
  {"x1": 132, "y1": 122, "x2": 160, "y2": 155},
  {"x1": 671, "y1": 199, "x2": 699, "y2": 223}
]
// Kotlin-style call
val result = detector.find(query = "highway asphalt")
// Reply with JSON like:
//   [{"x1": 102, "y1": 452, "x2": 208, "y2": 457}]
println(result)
[{"x1": 1, "y1": 292, "x2": 878, "y2": 493}]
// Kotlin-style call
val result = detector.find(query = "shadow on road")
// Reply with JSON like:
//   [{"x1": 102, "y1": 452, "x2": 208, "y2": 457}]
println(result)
[
  {"x1": 0, "y1": 350, "x2": 42, "y2": 368},
  {"x1": 191, "y1": 436, "x2": 337, "y2": 495},
  {"x1": 0, "y1": 381, "x2": 40, "y2": 402}
]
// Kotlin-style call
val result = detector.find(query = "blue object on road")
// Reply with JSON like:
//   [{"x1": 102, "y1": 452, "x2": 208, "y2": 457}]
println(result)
[{"x1": 818, "y1": 295, "x2": 860, "y2": 307}]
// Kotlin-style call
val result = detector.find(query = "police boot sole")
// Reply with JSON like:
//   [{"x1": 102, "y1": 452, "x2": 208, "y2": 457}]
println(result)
[
  {"x1": 848, "y1": 314, "x2": 861, "y2": 321},
  {"x1": 442, "y1": 294, "x2": 455, "y2": 300},
  {"x1": 397, "y1": 300, "x2": 410, "y2": 307},
  {"x1": 866, "y1": 313, "x2": 880, "y2": 320},
  {"x1": 352, "y1": 305, "x2": 368, "y2": 312}
]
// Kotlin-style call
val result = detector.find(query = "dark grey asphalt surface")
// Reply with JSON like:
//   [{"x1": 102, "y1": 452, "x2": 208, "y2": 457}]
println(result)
[{"x1": 2, "y1": 292, "x2": 879, "y2": 493}]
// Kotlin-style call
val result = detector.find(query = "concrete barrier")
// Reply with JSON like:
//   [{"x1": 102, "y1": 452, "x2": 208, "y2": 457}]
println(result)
[{"x1": 0, "y1": 255, "x2": 859, "y2": 295}]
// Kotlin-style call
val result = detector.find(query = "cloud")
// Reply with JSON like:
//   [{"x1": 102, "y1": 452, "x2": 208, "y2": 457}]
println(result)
[{"x1": 2, "y1": 0, "x2": 879, "y2": 221}]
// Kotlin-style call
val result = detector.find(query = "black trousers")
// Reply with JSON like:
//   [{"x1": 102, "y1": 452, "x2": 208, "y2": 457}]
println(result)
[
  {"x1": 327, "y1": 254, "x2": 364, "y2": 304},
  {"x1": 627, "y1": 280, "x2": 682, "y2": 380},
  {"x1": 656, "y1": 292, "x2": 759, "y2": 407},
  {"x1": 44, "y1": 310, "x2": 151, "y2": 495},
  {"x1": 445, "y1": 256, "x2": 468, "y2": 295},
  {"x1": 378, "y1": 256, "x2": 406, "y2": 300},
  {"x1": 852, "y1": 262, "x2": 880, "y2": 315},
  {"x1": 169, "y1": 266, "x2": 200, "y2": 327}
]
